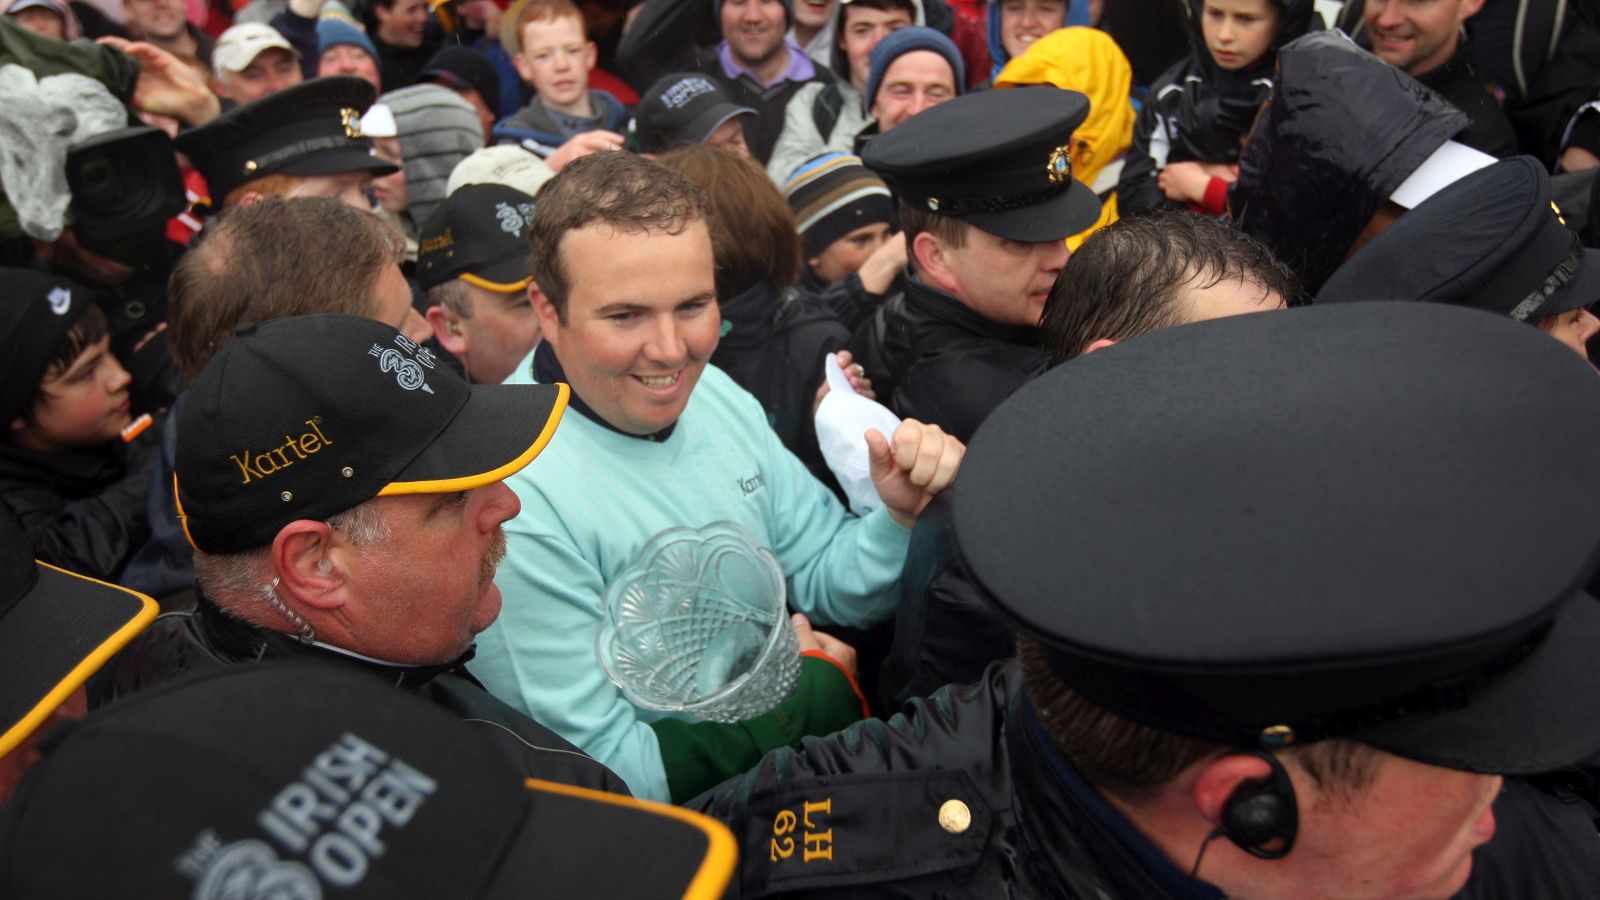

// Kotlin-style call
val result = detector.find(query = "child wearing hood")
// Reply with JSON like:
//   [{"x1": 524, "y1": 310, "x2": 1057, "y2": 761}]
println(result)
[{"x1": 1117, "y1": 0, "x2": 1309, "y2": 216}]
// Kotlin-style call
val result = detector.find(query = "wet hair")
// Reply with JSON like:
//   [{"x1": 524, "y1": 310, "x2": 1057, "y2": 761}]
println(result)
[
  {"x1": 656, "y1": 144, "x2": 800, "y2": 299},
  {"x1": 527, "y1": 152, "x2": 712, "y2": 320},
  {"x1": 1041, "y1": 210, "x2": 1298, "y2": 363},
  {"x1": 1019, "y1": 634, "x2": 1380, "y2": 807},
  {"x1": 169, "y1": 197, "x2": 405, "y2": 380}
]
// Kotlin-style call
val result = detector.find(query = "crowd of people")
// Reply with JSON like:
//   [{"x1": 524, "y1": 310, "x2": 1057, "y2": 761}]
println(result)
[{"x1": 1, "y1": 0, "x2": 1599, "y2": 892}]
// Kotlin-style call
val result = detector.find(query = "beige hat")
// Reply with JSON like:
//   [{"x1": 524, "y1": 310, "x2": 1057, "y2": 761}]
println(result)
[
  {"x1": 446, "y1": 144, "x2": 556, "y2": 197},
  {"x1": 212, "y1": 23, "x2": 300, "y2": 78}
]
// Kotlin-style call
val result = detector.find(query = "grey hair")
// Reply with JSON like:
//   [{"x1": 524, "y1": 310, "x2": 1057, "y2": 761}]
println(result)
[{"x1": 194, "y1": 499, "x2": 393, "y2": 622}]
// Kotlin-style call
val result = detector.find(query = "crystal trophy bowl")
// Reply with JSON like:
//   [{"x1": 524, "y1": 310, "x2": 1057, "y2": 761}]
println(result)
[{"x1": 596, "y1": 521, "x2": 801, "y2": 724}]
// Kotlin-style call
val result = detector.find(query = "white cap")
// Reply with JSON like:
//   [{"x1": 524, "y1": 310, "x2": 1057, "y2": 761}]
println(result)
[
  {"x1": 359, "y1": 103, "x2": 397, "y2": 138},
  {"x1": 446, "y1": 145, "x2": 557, "y2": 197},
  {"x1": 212, "y1": 23, "x2": 300, "y2": 78},
  {"x1": 1389, "y1": 140, "x2": 1497, "y2": 210}
]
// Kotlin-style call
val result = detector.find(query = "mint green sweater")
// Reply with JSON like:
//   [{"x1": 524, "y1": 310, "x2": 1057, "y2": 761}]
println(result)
[{"x1": 472, "y1": 355, "x2": 910, "y2": 801}]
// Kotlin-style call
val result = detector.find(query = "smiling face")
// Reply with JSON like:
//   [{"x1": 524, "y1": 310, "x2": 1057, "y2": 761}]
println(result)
[
  {"x1": 998, "y1": 0, "x2": 1066, "y2": 58},
  {"x1": 123, "y1": 0, "x2": 186, "y2": 41},
  {"x1": 536, "y1": 220, "x2": 720, "y2": 435},
  {"x1": 870, "y1": 50, "x2": 957, "y2": 132},
  {"x1": 720, "y1": 0, "x2": 788, "y2": 69},
  {"x1": 1363, "y1": 0, "x2": 1481, "y2": 75},
  {"x1": 1201, "y1": 0, "x2": 1281, "y2": 71},
  {"x1": 373, "y1": 0, "x2": 429, "y2": 48}
]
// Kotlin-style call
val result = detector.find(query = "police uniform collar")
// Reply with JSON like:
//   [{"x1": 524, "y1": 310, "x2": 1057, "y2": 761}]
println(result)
[
  {"x1": 1009, "y1": 694, "x2": 1223, "y2": 900},
  {"x1": 904, "y1": 273, "x2": 1040, "y2": 345}
]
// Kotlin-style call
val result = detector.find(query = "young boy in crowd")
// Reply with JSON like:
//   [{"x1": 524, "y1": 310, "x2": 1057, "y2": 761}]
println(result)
[
  {"x1": 1117, "y1": 0, "x2": 1310, "y2": 215},
  {"x1": 0, "y1": 271, "x2": 158, "y2": 582},
  {"x1": 493, "y1": 0, "x2": 630, "y2": 168}
]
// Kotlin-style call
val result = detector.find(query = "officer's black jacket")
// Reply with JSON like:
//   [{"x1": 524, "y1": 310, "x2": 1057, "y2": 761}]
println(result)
[
  {"x1": 693, "y1": 661, "x2": 1600, "y2": 898},
  {"x1": 845, "y1": 274, "x2": 1050, "y2": 445},
  {"x1": 689, "y1": 662, "x2": 1213, "y2": 899},
  {"x1": 89, "y1": 595, "x2": 632, "y2": 795},
  {"x1": 1412, "y1": 42, "x2": 1521, "y2": 159}
]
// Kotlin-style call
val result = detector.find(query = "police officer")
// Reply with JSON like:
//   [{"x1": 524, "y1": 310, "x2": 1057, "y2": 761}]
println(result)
[
  {"x1": 846, "y1": 86, "x2": 1102, "y2": 443},
  {"x1": 1318, "y1": 154, "x2": 1600, "y2": 361},
  {"x1": 692, "y1": 302, "x2": 1600, "y2": 897}
]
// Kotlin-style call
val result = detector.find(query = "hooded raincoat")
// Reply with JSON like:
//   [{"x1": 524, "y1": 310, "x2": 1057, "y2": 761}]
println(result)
[
  {"x1": 1116, "y1": 0, "x2": 1311, "y2": 216},
  {"x1": 995, "y1": 26, "x2": 1135, "y2": 250},
  {"x1": 1229, "y1": 31, "x2": 1468, "y2": 293}
]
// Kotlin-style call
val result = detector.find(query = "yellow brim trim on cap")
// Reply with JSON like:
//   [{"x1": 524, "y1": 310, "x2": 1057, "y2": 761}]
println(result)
[
  {"x1": 522, "y1": 777, "x2": 737, "y2": 900},
  {"x1": 0, "y1": 566, "x2": 158, "y2": 759},
  {"x1": 459, "y1": 272, "x2": 534, "y2": 293},
  {"x1": 379, "y1": 382, "x2": 568, "y2": 496}
]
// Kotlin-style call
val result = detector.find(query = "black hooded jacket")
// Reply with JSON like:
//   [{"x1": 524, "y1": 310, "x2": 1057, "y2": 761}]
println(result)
[
  {"x1": 1230, "y1": 31, "x2": 1468, "y2": 293},
  {"x1": 1118, "y1": 0, "x2": 1312, "y2": 215},
  {"x1": 711, "y1": 281, "x2": 852, "y2": 491}
]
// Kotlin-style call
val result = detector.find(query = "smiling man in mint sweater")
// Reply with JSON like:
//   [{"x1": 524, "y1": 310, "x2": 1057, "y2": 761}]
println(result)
[{"x1": 471, "y1": 151, "x2": 964, "y2": 803}]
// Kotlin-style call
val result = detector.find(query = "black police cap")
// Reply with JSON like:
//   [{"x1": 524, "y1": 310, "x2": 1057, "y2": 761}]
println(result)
[
  {"x1": 954, "y1": 302, "x2": 1600, "y2": 774},
  {"x1": 0, "y1": 664, "x2": 735, "y2": 897},
  {"x1": 175, "y1": 76, "x2": 397, "y2": 207},
  {"x1": 417, "y1": 183, "x2": 536, "y2": 292},
  {"x1": 1319, "y1": 156, "x2": 1600, "y2": 321},
  {"x1": 861, "y1": 85, "x2": 1101, "y2": 243}
]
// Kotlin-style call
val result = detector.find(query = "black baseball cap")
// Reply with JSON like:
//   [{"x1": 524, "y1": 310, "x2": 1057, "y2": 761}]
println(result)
[
  {"x1": 416, "y1": 184, "x2": 537, "y2": 292},
  {"x1": 861, "y1": 85, "x2": 1101, "y2": 243},
  {"x1": 0, "y1": 663, "x2": 736, "y2": 898},
  {"x1": 633, "y1": 72, "x2": 755, "y2": 154},
  {"x1": 955, "y1": 302, "x2": 1600, "y2": 774},
  {"x1": 419, "y1": 45, "x2": 504, "y2": 119},
  {"x1": 1319, "y1": 156, "x2": 1600, "y2": 321},
  {"x1": 175, "y1": 76, "x2": 398, "y2": 208},
  {"x1": 174, "y1": 314, "x2": 568, "y2": 554},
  {"x1": 0, "y1": 269, "x2": 96, "y2": 427},
  {"x1": 0, "y1": 511, "x2": 156, "y2": 761}
]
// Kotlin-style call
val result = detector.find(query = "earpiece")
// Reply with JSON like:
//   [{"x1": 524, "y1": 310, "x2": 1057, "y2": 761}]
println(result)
[
  {"x1": 1218, "y1": 749, "x2": 1298, "y2": 859},
  {"x1": 317, "y1": 558, "x2": 332, "y2": 574},
  {"x1": 448, "y1": 321, "x2": 463, "y2": 336}
]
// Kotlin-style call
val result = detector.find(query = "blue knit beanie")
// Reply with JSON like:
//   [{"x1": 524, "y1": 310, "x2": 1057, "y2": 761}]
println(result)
[
  {"x1": 317, "y1": 18, "x2": 378, "y2": 63},
  {"x1": 866, "y1": 26, "x2": 965, "y2": 109}
]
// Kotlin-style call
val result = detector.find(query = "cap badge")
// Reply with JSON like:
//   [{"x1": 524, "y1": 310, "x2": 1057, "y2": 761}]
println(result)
[
  {"x1": 926, "y1": 197, "x2": 941, "y2": 212},
  {"x1": 368, "y1": 333, "x2": 437, "y2": 394},
  {"x1": 341, "y1": 107, "x2": 363, "y2": 140},
  {"x1": 495, "y1": 200, "x2": 536, "y2": 237},
  {"x1": 1046, "y1": 146, "x2": 1072, "y2": 184},
  {"x1": 46, "y1": 286, "x2": 71, "y2": 315}
]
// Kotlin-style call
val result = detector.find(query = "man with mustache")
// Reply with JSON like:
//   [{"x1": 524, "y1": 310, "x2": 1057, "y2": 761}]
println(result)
[{"x1": 91, "y1": 313, "x2": 629, "y2": 795}]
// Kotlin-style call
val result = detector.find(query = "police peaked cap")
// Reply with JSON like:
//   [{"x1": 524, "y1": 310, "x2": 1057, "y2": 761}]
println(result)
[
  {"x1": 861, "y1": 85, "x2": 1101, "y2": 243},
  {"x1": 1319, "y1": 156, "x2": 1600, "y2": 321},
  {"x1": 954, "y1": 302, "x2": 1600, "y2": 774},
  {"x1": 175, "y1": 76, "x2": 397, "y2": 206}
]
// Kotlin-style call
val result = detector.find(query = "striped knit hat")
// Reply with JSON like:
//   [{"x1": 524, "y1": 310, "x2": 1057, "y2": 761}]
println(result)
[
  {"x1": 782, "y1": 152, "x2": 894, "y2": 257},
  {"x1": 378, "y1": 84, "x2": 485, "y2": 226}
]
